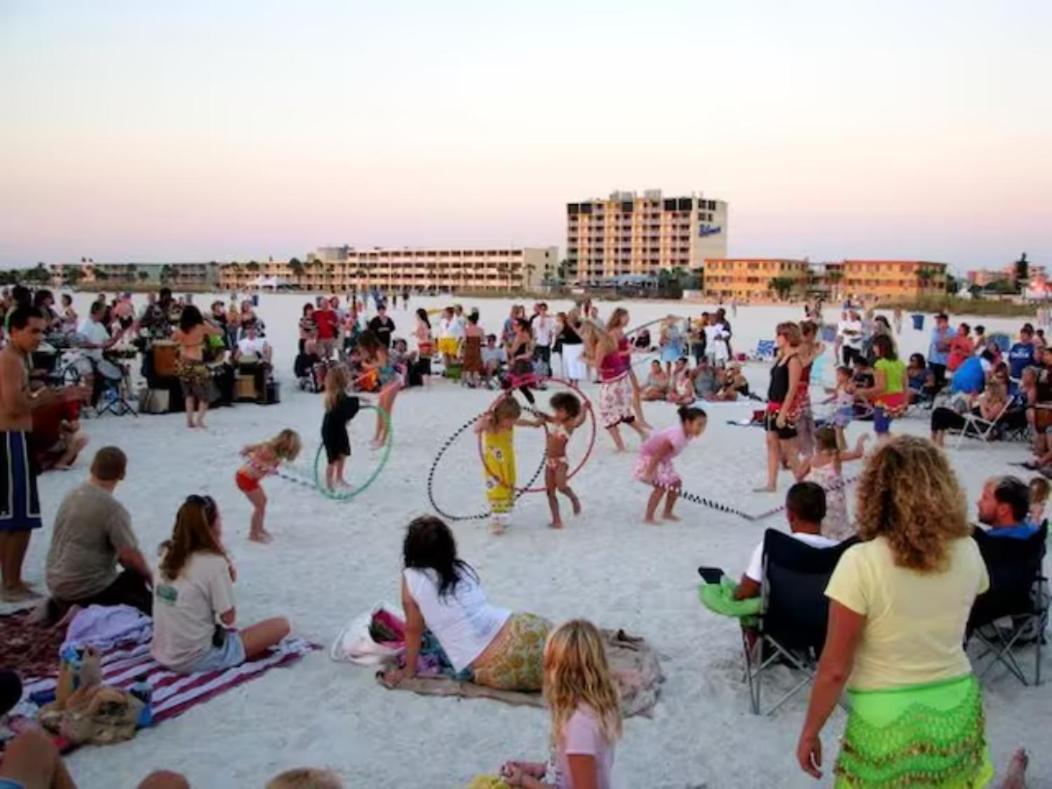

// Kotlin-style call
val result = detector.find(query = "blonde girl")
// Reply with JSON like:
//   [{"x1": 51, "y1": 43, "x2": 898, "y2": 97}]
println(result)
[
  {"x1": 475, "y1": 397, "x2": 541, "y2": 534},
  {"x1": 235, "y1": 429, "x2": 302, "y2": 543},
  {"x1": 1028, "y1": 476, "x2": 1049, "y2": 526},
  {"x1": 794, "y1": 425, "x2": 868, "y2": 541},
  {"x1": 321, "y1": 365, "x2": 363, "y2": 491},
  {"x1": 495, "y1": 620, "x2": 622, "y2": 789}
]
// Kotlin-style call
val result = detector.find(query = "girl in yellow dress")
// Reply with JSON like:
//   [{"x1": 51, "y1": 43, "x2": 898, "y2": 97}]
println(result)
[{"x1": 475, "y1": 396, "x2": 541, "y2": 534}]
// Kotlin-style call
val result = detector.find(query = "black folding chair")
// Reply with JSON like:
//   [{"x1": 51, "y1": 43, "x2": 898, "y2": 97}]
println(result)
[
  {"x1": 968, "y1": 522, "x2": 1048, "y2": 686},
  {"x1": 744, "y1": 530, "x2": 858, "y2": 715}
]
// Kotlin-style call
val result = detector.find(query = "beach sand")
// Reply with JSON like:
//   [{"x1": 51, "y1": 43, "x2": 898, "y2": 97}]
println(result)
[{"x1": 9, "y1": 294, "x2": 1049, "y2": 787}]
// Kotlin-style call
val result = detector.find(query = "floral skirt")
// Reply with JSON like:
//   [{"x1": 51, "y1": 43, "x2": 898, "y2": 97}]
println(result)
[
  {"x1": 835, "y1": 674, "x2": 993, "y2": 788},
  {"x1": 599, "y1": 374, "x2": 634, "y2": 429},
  {"x1": 633, "y1": 453, "x2": 681, "y2": 488},
  {"x1": 177, "y1": 360, "x2": 211, "y2": 401},
  {"x1": 471, "y1": 613, "x2": 552, "y2": 691}
]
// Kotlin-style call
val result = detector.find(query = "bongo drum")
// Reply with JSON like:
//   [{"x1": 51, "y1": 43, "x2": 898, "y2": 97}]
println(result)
[{"x1": 96, "y1": 359, "x2": 123, "y2": 382}]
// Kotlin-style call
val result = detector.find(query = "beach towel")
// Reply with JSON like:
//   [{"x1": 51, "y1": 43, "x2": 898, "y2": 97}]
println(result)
[
  {"x1": 9, "y1": 629, "x2": 317, "y2": 752},
  {"x1": 0, "y1": 613, "x2": 66, "y2": 684},
  {"x1": 378, "y1": 629, "x2": 665, "y2": 718},
  {"x1": 699, "y1": 580, "x2": 761, "y2": 622}
]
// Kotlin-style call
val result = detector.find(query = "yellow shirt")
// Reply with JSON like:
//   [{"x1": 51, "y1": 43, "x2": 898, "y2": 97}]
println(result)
[{"x1": 825, "y1": 535, "x2": 988, "y2": 691}]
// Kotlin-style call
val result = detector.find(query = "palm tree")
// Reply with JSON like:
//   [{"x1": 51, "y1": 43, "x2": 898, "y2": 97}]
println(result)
[
  {"x1": 915, "y1": 266, "x2": 936, "y2": 291},
  {"x1": 768, "y1": 276, "x2": 795, "y2": 301},
  {"x1": 288, "y1": 257, "x2": 304, "y2": 284},
  {"x1": 63, "y1": 265, "x2": 83, "y2": 288},
  {"x1": 824, "y1": 268, "x2": 843, "y2": 300},
  {"x1": 138, "y1": 270, "x2": 150, "y2": 283}
]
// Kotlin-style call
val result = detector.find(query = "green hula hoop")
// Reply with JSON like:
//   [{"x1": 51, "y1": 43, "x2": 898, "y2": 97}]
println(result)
[{"x1": 312, "y1": 404, "x2": 392, "y2": 501}]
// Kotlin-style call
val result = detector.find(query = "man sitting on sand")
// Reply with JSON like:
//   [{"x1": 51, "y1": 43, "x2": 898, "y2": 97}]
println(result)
[
  {"x1": 43, "y1": 446, "x2": 152, "y2": 622},
  {"x1": 735, "y1": 482, "x2": 837, "y2": 600},
  {"x1": 977, "y1": 475, "x2": 1039, "y2": 539}
]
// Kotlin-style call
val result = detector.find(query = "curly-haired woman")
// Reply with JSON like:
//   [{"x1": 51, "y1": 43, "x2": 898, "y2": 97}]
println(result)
[{"x1": 796, "y1": 436, "x2": 997, "y2": 786}]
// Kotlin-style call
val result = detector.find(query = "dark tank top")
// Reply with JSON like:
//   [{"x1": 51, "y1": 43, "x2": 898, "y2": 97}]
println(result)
[{"x1": 768, "y1": 358, "x2": 792, "y2": 403}]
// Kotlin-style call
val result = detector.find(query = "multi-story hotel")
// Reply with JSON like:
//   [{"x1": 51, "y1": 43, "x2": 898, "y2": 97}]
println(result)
[
  {"x1": 49, "y1": 262, "x2": 220, "y2": 289},
  {"x1": 702, "y1": 258, "x2": 810, "y2": 300},
  {"x1": 839, "y1": 260, "x2": 947, "y2": 300},
  {"x1": 216, "y1": 247, "x2": 557, "y2": 293},
  {"x1": 566, "y1": 190, "x2": 727, "y2": 281}
]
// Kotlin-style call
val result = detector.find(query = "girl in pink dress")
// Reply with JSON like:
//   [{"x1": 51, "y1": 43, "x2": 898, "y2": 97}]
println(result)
[{"x1": 633, "y1": 406, "x2": 707, "y2": 524}]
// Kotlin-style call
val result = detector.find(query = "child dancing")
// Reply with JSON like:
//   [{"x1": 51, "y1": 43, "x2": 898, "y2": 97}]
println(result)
[
  {"x1": 321, "y1": 365, "x2": 364, "y2": 491},
  {"x1": 235, "y1": 428, "x2": 302, "y2": 543},
  {"x1": 794, "y1": 425, "x2": 868, "y2": 540},
  {"x1": 535, "y1": 392, "x2": 589, "y2": 529},
  {"x1": 634, "y1": 406, "x2": 707, "y2": 524},
  {"x1": 358, "y1": 330, "x2": 400, "y2": 449},
  {"x1": 476, "y1": 396, "x2": 541, "y2": 535}
]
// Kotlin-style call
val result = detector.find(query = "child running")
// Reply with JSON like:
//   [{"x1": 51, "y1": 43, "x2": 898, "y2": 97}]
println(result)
[
  {"x1": 535, "y1": 392, "x2": 588, "y2": 529},
  {"x1": 492, "y1": 619, "x2": 622, "y2": 789},
  {"x1": 634, "y1": 406, "x2": 707, "y2": 524},
  {"x1": 235, "y1": 429, "x2": 302, "y2": 543},
  {"x1": 475, "y1": 396, "x2": 541, "y2": 535},
  {"x1": 794, "y1": 425, "x2": 867, "y2": 541},
  {"x1": 321, "y1": 365, "x2": 363, "y2": 491}
]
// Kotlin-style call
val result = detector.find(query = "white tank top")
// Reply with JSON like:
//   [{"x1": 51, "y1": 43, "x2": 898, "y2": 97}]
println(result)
[{"x1": 404, "y1": 567, "x2": 511, "y2": 672}]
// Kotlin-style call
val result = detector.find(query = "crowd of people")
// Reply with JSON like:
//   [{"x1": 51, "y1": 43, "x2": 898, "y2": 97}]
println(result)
[{"x1": 1, "y1": 285, "x2": 1048, "y2": 788}]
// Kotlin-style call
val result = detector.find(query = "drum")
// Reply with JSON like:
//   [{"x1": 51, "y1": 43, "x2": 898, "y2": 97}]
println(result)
[
  {"x1": 152, "y1": 342, "x2": 178, "y2": 378},
  {"x1": 96, "y1": 359, "x2": 123, "y2": 382}
]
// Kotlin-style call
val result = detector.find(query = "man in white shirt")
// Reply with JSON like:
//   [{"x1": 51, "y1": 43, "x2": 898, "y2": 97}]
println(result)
[
  {"x1": 837, "y1": 310, "x2": 864, "y2": 367},
  {"x1": 735, "y1": 482, "x2": 838, "y2": 600},
  {"x1": 531, "y1": 302, "x2": 554, "y2": 377},
  {"x1": 76, "y1": 301, "x2": 120, "y2": 407},
  {"x1": 233, "y1": 321, "x2": 272, "y2": 402}
]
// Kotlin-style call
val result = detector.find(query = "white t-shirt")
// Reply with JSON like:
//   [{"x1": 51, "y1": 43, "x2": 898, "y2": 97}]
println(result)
[
  {"x1": 77, "y1": 317, "x2": 110, "y2": 361},
  {"x1": 238, "y1": 336, "x2": 268, "y2": 357},
  {"x1": 744, "y1": 532, "x2": 838, "y2": 582},
  {"x1": 704, "y1": 324, "x2": 728, "y2": 359},
  {"x1": 151, "y1": 552, "x2": 236, "y2": 672},
  {"x1": 838, "y1": 320, "x2": 863, "y2": 350},
  {"x1": 533, "y1": 315, "x2": 554, "y2": 347},
  {"x1": 403, "y1": 567, "x2": 510, "y2": 672},
  {"x1": 449, "y1": 315, "x2": 466, "y2": 340},
  {"x1": 438, "y1": 318, "x2": 456, "y2": 340},
  {"x1": 552, "y1": 705, "x2": 616, "y2": 789}
]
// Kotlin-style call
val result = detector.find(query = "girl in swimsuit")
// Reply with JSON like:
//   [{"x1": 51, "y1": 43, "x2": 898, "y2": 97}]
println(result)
[
  {"x1": 536, "y1": 392, "x2": 589, "y2": 529},
  {"x1": 235, "y1": 429, "x2": 302, "y2": 543},
  {"x1": 358, "y1": 330, "x2": 400, "y2": 449}
]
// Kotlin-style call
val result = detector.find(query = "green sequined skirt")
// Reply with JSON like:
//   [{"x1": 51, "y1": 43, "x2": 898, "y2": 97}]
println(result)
[{"x1": 835, "y1": 674, "x2": 993, "y2": 788}]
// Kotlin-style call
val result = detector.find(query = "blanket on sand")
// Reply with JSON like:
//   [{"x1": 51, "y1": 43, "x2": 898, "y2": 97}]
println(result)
[
  {"x1": 0, "y1": 613, "x2": 66, "y2": 683},
  {"x1": 378, "y1": 629, "x2": 664, "y2": 718}
]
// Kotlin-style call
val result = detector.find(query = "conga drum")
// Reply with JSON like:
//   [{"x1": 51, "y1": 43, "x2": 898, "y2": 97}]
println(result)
[{"x1": 152, "y1": 341, "x2": 178, "y2": 378}]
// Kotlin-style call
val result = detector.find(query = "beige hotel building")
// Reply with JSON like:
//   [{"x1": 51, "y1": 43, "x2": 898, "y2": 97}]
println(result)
[
  {"x1": 216, "y1": 247, "x2": 557, "y2": 293},
  {"x1": 567, "y1": 190, "x2": 728, "y2": 281}
]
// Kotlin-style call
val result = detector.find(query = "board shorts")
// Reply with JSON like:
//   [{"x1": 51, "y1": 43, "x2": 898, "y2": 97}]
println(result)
[
  {"x1": 438, "y1": 337, "x2": 459, "y2": 356},
  {"x1": 235, "y1": 470, "x2": 260, "y2": 493},
  {"x1": 0, "y1": 431, "x2": 42, "y2": 533}
]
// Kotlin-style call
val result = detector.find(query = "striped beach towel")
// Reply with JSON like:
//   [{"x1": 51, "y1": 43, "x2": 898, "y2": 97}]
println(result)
[{"x1": 20, "y1": 635, "x2": 318, "y2": 725}]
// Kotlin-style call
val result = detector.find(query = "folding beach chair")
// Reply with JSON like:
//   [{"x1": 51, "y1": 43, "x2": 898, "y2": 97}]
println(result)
[
  {"x1": 951, "y1": 393, "x2": 1023, "y2": 449},
  {"x1": 752, "y1": 340, "x2": 776, "y2": 362},
  {"x1": 967, "y1": 522, "x2": 1049, "y2": 686},
  {"x1": 744, "y1": 530, "x2": 858, "y2": 715}
]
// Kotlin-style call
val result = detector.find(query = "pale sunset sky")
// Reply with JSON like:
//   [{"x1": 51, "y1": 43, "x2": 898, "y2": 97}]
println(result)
[{"x1": 1, "y1": 0, "x2": 1049, "y2": 269}]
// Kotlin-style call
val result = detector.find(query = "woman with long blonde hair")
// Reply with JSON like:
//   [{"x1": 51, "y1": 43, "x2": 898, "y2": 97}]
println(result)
[
  {"x1": 584, "y1": 310, "x2": 649, "y2": 451},
  {"x1": 151, "y1": 496, "x2": 289, "y2": 674},
  {"x1": 495, "y1": 620, "x2": 621, "y2": 788},
  {"x1": 796, "y1": 437, "x2": 996, "y2": 786}
]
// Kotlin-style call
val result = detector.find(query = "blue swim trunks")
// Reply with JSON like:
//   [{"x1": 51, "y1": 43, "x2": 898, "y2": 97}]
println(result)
[{"x1": 0, "y1": 431, "x2": 41, "y2": 533}]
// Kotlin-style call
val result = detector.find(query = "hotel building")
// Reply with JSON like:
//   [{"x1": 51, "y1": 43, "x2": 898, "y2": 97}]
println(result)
[
  {"x1": 702, "y1": 258, "x2": 810, "y2": 300},
  {"x1": 50, "y1": 262, "x2": 221, "y2": 289},
  {"x1": 839, "y1": 260, "x2": 947, "y2": 299},
  {"x1": 566, "y1": 190, "x2": 727, "y2": 281},
  {"x1": 216, "y1": 247, "x2": 557, "y2": 293}
]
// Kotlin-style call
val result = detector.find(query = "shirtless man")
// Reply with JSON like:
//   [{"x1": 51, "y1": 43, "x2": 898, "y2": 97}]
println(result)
[{"x1": 0, "y1": 307, "x2": 89, "y2": 601}]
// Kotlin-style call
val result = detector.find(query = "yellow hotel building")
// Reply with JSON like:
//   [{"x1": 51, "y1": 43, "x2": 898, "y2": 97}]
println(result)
[
  {"x1": 216, "y1": 247, "x2": 556, "y2": 293},
  {"x1": 840, "y1": 260, "x2": 947, "y2": 299},
  {"x1": 703, "y1": 258, "x2": 810, "y2": 299}
]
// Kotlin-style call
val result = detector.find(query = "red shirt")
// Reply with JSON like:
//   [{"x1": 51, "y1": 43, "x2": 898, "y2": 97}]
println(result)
[{"x1": 314, "y1": 309, "x2": 337, "y2": 340}]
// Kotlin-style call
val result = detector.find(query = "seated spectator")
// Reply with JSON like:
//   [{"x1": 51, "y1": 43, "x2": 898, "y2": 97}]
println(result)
[
  {"x1": 1008, "y1": 325, "x2": 1037, "y2": 380},
  {"x1": 381, "y1": 516, "x2": 551, "y2": 692},
  {"x1": 44, "y1": 447, "x2": 152, "y2": 622},
  {"x1": 233, "y1": 321, "x2": 272, "y2": 403},
  {"x1": 151, "y1": 496, "x2": 290, "y2": 674},
  {"x1": 641, "y1": 360, "x2": 669, "y2": 401},
  {"x1": 734, "y1": 482, "x2": 837, "y2": 600},
  {"x1": 930, "y1": 379, "x2": 1009, "y2": 447},
  {"x1": 480, "y1": 334, "x2": 505, "y2": 387},
  {"x1": 950, "y1": 349, "x2": 995, "y2": 395},
  {"x1": 691, "y1": 360, "x2": 719, "y2": 400},
  {"x1": 977, "y1": 476, "x2": 1038, "y2": 539},
  {"x1": 906, "y1": 352, "x2": 935, "y2": 402},
  {"x1": 30, "y1": 397, "x2": 89, "y2": 472},
  {"x1": 667, "y1": 358, "x2": 694, "y2": 405}
]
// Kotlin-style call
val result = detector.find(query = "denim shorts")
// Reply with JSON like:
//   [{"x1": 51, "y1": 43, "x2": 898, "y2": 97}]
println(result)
[
  {"x1": 185, "y1": 631, "x2": 246, "y2": 673},
  {"x1": 873, "y1": 406, "x2": 892, "y2": 434}
]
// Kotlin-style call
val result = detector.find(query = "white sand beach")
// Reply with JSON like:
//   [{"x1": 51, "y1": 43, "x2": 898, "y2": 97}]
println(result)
[{"x1": 11, "y1": 294, "x2": 1050, "y2": 788}]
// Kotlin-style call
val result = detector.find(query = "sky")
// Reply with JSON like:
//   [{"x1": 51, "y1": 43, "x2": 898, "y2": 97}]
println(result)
[{"x1": 1, "y1": 0, "x2": 1050, "y2": 271}]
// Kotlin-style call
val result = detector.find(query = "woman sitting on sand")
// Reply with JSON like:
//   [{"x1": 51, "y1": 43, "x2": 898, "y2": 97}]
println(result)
[
  {"x1": 151, "y1": 496, "x2": 290, "y2": 674},
  {"x1": 381, "y1": 517, "x2": 552, "y2": 692},
  {"x1": 640, "y1": 360, "x2": 670, "y2": 401}
]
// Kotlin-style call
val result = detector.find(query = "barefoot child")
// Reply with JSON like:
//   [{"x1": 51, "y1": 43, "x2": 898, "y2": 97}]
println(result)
[
  {"x1": 357, "y1": 330, "x2": 400, "y2": 449},
  {"x1": 536, "y1": 392, "x2": 588, "y2": 529},
  {"x1": 235, "y1": 429, "x2": 302, "y2": 543},
  {"x1": 823, "y1": 365, "x2": 855, "y2": 450},
  {"x1": 634, "y1": 406, "x2": 707, "y2": 524},
  {"x1": 476, "y1": 396, "x2": 541, "y2": 535},
  {"x1": 488, "y1": 619, "x2": 622, "y2": 789},
  {"x1": 321, "y1": 365, "x2": 363, "y2": 491},
  {"x1": 794, "y1": 425, "x2": 867, "y2": 541}
]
